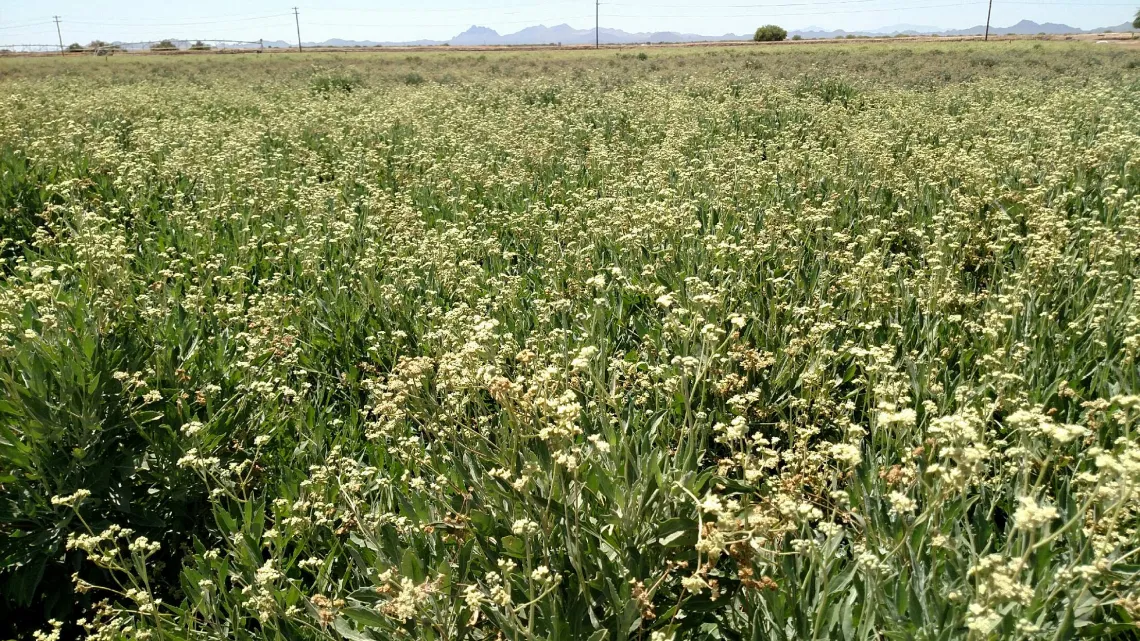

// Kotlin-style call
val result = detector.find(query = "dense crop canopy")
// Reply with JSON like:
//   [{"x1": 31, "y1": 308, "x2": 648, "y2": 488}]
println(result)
[{"x1": 2, "y1": 43, "x2": 1140, "y2": 641}]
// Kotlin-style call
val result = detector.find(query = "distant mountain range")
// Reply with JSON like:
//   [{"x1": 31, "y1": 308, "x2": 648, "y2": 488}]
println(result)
[
  {"x1": 277, "y1": 19, "x2": 1137, "y2": 47},
  {"x1": 260, "y1": 24, "x2": 751, "y2": 48},
  {"x1": 115, "y1": 19, "x2": 1138, "y2": 51}
]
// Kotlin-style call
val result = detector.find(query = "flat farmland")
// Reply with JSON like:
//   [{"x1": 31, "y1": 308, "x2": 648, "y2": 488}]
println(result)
[{"x1": 2, "y1": 42, "x2": 1140, "y2": 640}]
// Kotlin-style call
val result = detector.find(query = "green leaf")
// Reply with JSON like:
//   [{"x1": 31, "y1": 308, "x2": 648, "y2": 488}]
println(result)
[
  {"x1": 500, "y1": 535, "x2": 527, "y2": 558},
  {"x1": 656, "y1": 517, "x2": 697, "y2": 548},
  {"x1": 586, "y1": 630, "x2": 609, "y2": 641},
  {"x1": 340, "y1": 606, "x2": 387, "y2": 629},
  {"x1": 334, "y1": 615, "x2": 377, "y2": 640},
  {"x1": 400, "y1": 547, "x2": 425, "y2": 583}
]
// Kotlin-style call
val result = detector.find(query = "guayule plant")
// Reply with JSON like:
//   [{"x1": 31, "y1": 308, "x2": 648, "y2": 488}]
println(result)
[{"x1": 2, "y1": 42, "x2": 1140, "y2": 641}]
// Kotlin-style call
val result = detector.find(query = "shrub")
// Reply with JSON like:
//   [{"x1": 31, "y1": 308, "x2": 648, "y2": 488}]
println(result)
[
  {"x1": 309, "y1": 66, "x2": 364, "y2": 95},
  {"x1": 522, "y1": 86, "x2": 561, "y2": 106},
  {"x1": 796, "y1": 74, "x2": 862, "y2": 107},
  {"x1": 66, "y1": 43, "x2": 84, "y2": 52},
  {"x1": 189, "y1": 41, "x2": 211, "y2": 51},
  {"x1": 791, "y1": 34, "x2": 803, "y2": 41},
  {"x1": 401, "y1": 71, "x2": 425, "y2": 85},
  {"x1": 753, "y1": 25, "x2": 788, "y2": 42},
  {"x1": 150, "y1": 40, "x2": 177, "y2": 51}
]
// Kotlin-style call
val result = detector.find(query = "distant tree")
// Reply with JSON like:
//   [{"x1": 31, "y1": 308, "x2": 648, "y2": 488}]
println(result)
[
  {"x1": 150, "y1": 39, "x2": 177, "y2": 51},
  {"x1": 189, "y1": 40, "x2": 211, "y2": 50},
  {"x1": 1133, "y1": 9, "x2": 1140, "y2": 30},
  {"x1": 66, "y1": 42, "x2": 84, "y2": 52},
  {"x1": 791, "y1": 34, "x2": 803, "y2": 41},
  {"x1": 753, "y1": 25, "x2": 788, "y2": 42}
]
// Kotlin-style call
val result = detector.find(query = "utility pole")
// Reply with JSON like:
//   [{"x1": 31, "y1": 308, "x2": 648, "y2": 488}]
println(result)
[
  {"x1": 984, "y1": 0, "x2": 993, "y2": 41},
  {"x1": 293, "y1": 7, "x2": 302, "y2": 52},
  {"x1": 53, "y1": 15, "x2": 64, "y2": 55},
  {"x1": 595, "y1": 0, "x2": 599, "y2": 49}
]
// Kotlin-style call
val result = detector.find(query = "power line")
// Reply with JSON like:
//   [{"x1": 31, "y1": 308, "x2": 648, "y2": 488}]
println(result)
[
  {"x1": 606, "y1": 0, "x2": 989, "y2": 18},
  {"x1": 0, "y1": 33, "x2": 60, "y2": 39},
  {"x1": 66, "y1": 14, "x2": 294, "y2": 28},
  {"x1": 53, "y1": 15, "x2": 63, "y2": 55},
  {"x1": 303, "y1": 7, "x2": 584, "y2": 19},
  {"x1": 305, "y1": 15, "x2": 595, "y2": 29},
  {"x1": 293, "y1": 7, "x2": 302, "y2": 52},
  {"x1": 609, "y1": 0, "x2": 1131, "y2": 5},
  {"x1": 0, "y1": 21, "x2": 56, "y2": 31},
  {"x1": 611, "y1": 0, "x2": 884, "y2": 7},
  {"x1": 303, "y1": 1, "x2": 584, "y2": 14}
]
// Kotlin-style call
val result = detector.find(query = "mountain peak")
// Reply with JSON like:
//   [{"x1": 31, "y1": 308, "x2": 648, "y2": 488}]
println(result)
[{"x1": 458, "y1": 25, "x2": 499, "y2": 36}]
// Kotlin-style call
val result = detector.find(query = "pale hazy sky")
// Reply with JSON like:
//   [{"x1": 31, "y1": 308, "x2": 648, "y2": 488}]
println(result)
[{"x1": 1, "y1": 1, "x2": 1135, "y2": 46}]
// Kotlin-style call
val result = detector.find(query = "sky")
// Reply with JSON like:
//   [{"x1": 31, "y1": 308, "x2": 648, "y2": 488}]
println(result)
[{"x1": 1, "y1": 0, "x2": 1136, "y2": 46}]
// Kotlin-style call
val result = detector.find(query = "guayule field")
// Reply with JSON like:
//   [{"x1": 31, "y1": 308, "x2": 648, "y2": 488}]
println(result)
[{"x1": 3, "y1": 42, "x2": 1140, "y2": 640}]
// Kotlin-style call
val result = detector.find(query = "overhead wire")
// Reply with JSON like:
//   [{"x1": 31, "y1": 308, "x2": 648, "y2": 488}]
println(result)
[
  {"x1": 65, "y1": 14, "x2": 296, "y2": 28},
  {"x1": 608, "y1": 0, "x2": 992, "y2": 19},
  {"x1": 0, "y1": 21, "x2": 56, "y2": 30},
  {"x1": 609, "y1": 0, "x2": 1132, "y2": 6},
  {"x1": 303, "y1": 1, "x2": 586, "y2": 14},
  {"x1": 306, "y1": 16, "x2": 597, "y2": 29}
]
